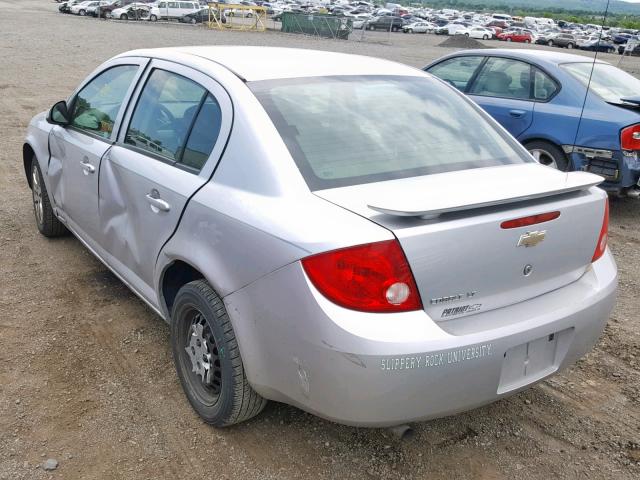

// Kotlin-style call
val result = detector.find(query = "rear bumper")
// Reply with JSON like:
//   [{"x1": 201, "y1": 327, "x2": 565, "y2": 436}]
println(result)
[
  {"x1": 224, "y1": 251, "x2": 617, "y2": 427},
  {"x1": 568, "y1": 149, "x2": 640, "y2": 191}
]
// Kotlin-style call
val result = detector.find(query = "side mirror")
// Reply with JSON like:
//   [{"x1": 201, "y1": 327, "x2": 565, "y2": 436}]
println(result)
[{"x1": 47, "y1": 100, "x2": 70, "y2": 126}]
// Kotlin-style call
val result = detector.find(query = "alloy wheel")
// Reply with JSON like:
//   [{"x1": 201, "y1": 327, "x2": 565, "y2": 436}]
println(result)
[{"x1": 529, "y1": 148, "x2": 558, "y2": 169}]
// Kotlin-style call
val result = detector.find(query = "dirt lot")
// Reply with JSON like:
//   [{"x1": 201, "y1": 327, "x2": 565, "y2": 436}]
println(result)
[{"x1": 1, "y1": 1, "x2": 639, "y2": 479}]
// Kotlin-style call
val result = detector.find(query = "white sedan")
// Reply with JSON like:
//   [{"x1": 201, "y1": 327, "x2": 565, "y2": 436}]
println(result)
[
  {"x1": 402, "y1": 21, "x2": 436, "y2": 34},
  {"x1": 455, "y1": 26, "x2": 495, "y2": 40},
  {"x1": 69, "y1": 0, "x2": 94, "y2": 15}
]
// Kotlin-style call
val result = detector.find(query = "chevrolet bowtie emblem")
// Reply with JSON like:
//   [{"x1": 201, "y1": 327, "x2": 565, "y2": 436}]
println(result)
[{"x1": 517, "y1": 230, "x2": 546, "y2": 248}]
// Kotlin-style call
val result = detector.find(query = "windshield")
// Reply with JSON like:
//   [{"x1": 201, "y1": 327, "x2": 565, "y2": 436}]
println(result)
[
  {"x1": 250, "y1": 75, "x2": 531, "y2": 190},
  {"x1": 561, "y1": 62, "x2": 640, "y2": 104}
]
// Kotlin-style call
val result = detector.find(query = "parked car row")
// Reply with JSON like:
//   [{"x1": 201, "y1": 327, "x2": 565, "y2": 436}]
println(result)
[{"x1": 58, "y1": 0, "x2": 227, "y2": 22}]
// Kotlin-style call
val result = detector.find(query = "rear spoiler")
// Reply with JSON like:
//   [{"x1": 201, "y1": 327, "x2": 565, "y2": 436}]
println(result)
[{"x1": 368, "y1": 170, "x2": 603, "y2": 218}]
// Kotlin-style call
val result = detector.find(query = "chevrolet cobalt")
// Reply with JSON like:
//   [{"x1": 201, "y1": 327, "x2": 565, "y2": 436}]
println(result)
[{"x1": 23, "y1": 47, "x2": 617, "y2": 427}]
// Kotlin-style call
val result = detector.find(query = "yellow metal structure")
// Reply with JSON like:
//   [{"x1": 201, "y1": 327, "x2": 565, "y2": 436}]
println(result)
[{"x1": 207, "y1": 3, "x2": 267, "y2": 31}]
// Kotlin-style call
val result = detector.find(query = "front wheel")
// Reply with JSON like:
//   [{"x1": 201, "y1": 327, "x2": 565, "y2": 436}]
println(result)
[
  {"x1": 525, "y1": 39, "x2": 530, "y2": 43},
  {"x1": 567, "y1": 43, "x2": 574, "y2": 49},
  {"x1": 30, "y1": 159, "x2": 67, "y2": 237},
  {"x1": 190, "y1": 17, "x2": 196, "y2": 24},
  {"x1": 120, "y1": 13, "x2": 127, "y2": 20},
  {"x1": 506, "y1": 37, "x2": 512, "y2": 42},
  {"x1": 526, "y1": 140, "x2": 569, "y2": 171},
  {"x1": 79, "y1": 9, "x2": 86, "y2": 15},
  {"x1": 548, "y1": 40, "x2": 554, "y2": 46},
  {"x1": 483, "y1": 34, "x2": 488, "y2": 40},
  {"x1": 150, "y1": 14, "x2": 157, "y2": 21},
  {"x1": 171, "y1": 280, "x2": 267, "y2": 427}
]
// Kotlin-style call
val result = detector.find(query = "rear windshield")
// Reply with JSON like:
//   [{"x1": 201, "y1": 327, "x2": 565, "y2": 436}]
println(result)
[
  {"x1": 561, "y1": 62, "x2": 640, "y2": 104},
  {"x1": 250, "y1": 75, "x2": 531, "y2": 190}
]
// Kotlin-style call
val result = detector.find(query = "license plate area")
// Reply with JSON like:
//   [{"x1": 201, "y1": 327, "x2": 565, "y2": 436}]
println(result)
[{"x1": 497, "y1": 328, "x2": 574, "y2": 394}]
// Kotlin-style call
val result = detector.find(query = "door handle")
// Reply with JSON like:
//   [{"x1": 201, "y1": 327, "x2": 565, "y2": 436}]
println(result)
[
  {"x1": 81, "y1": 157, "x2": 95, "y2": 174},
  {"x1": 146, "y1": 190, "x2": 171, "y2": 213},
  {"x1": 509, "y1": 109, "x2": 526, "y2": 118}
]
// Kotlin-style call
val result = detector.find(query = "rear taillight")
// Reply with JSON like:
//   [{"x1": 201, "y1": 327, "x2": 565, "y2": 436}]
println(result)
[
  {"x1": 592, "y1": 198, "x2": 609, "y2": 263},
  {"x1": 621, "y1": 124, "x2": 640, "y2": 151},
  {"x1": 301, "y1": 240, "x2": 422, "y2": 313}
]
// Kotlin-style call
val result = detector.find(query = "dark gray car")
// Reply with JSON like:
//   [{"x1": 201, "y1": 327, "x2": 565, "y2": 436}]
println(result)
[{"x1": 549, "y1": 33, "x2": 577, "y2": 49}]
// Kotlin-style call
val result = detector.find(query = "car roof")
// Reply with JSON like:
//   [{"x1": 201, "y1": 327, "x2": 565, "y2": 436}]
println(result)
[
  {"x1": 443, "y1": 49, "x2": 609, "y2": 67},
  {"x1": 119, "y1": 46, "x2": 423, "y2": 81}
]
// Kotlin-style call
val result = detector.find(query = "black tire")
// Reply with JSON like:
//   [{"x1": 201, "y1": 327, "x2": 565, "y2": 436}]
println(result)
[
  {"x1": 483, "y1": 34, "x2": 488, "y2": 40},
  {"x1": 120, "y1": 13, "x2": 127, "y2": 20},
  {"x1": 190, "y1": 17, "x2": 196, "y2": 24},
  {"x1": 150, "y1": 14, "x2": 157, "y2": 21},
  {"x1": 567, "y1": 43, "x2": 574, "y2": 49},
  {"x1": 465, "y1": 33, "x2": 469, "y2": 37},
  {"x1": 171, "y1": 280, "x2": 266, "y2": 427},
  {"x1": 79, "y1": 9, "x2": 86, "y2": 16},
  {"x1": 525, "y1": 140, "x2": 569, "y2": 171},
  {"x1": 548, "y1": 40, "x2": 554, "y2": 46},
  {"x1": 30, "y1": 159, "x2": 67, "y2": 237}
]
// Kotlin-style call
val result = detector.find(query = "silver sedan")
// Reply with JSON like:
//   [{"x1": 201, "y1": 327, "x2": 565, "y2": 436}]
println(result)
[{"x1": 23, "y1": 47, "x2": 617, "y2": 427}]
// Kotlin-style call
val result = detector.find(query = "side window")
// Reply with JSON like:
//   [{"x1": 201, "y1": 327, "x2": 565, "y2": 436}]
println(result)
[
  {"x1": 533, "y1": 68, "x2": 558, "y2": 101},
  {"x1": 71, "y1": 65, "x2": 138, "y2": 139},
  {"x1": 469, "y1": 57, "x2": 532, "y2": 100},
  {"x1": 180, "y1": 94, "x2": 222, "y2": 171},
  {"x1": 125, "y1": 69, "x2": 206, "y2": 162},
  {"x1": 168, "y1": 2, "x2": 179, "y2": 8},
  {"x1": 158, "y1": 2, "x2": 166, "y2": 7},
  {"x1": 427, "y1": 56, "x2": 484, "y2": 92}
]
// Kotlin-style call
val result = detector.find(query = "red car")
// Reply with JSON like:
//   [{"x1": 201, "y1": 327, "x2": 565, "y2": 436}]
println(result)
[{"x1": 498, "y1": 30, "x2": 533, "y2": 43}]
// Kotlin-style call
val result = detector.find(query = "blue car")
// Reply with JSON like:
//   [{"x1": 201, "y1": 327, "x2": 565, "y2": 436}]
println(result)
[{"x1": 425, "y1": 49, "x2": 640, "y2": 196}]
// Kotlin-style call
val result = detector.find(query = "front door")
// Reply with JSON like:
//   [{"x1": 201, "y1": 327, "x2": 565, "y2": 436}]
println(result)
[
  {"x1": 48, "y1": 62, "x2": 144, "y2": 242},
  {"x1": 467, "y1": 57, "x2": 535, "y2": 138},
  {"x1": 99, "y1": 61, "x2": 232, "y2": 294}
]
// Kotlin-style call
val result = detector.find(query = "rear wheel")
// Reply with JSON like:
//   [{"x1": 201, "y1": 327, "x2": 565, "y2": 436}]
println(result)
[
  {"x1": 190, "y1": 17, "x2": 196, "y2": 24},
  {"x1": 30, "y1": 159, "x2": 67, "y2": 237},
  {"x1": 567, "y1": 43, "x2": 574, "y2": 49},
  {"x1": 525, "y1": 39, "x2": 530, "y2": 43},
  {"x1": 171, "y1": 280, "x2": 267, "y2": 427},
  {"x1": 507, "y1": 37, "x2": 512, "y2": 42},
  {"x1": 526, "y1": 140, "x2": 569, "y2": 171},
  {"x1": 483, "y1": 34, "x2": 488, "y2": 40},
  {"x1": 548, "y1": 40, "x2": 554, "y2": 46}
]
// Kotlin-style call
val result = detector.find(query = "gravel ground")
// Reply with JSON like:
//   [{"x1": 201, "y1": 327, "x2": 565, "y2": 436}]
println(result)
[{"x1": 1, "y1": 2, "x2": 639, "y2": 479}]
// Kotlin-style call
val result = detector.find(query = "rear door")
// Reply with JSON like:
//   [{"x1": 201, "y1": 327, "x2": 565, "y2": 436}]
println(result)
[
  {"x1": 426, "y1": 55, "x2": 485, "y2": 93},
  {"x1": 467, "y1": 57, "x2": 535, "y2": 138},
  {"x1": 98, "y1": 60, "x2": 232, "y2": 293}
]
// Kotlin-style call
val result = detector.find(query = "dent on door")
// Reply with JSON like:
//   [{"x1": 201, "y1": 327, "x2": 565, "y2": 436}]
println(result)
[
  {"x1": 47, "y1": 129, "x2": 66, "y2": 209},
  {"x1": 98, "y1": 150, "x2": 144, "y2": 270}
]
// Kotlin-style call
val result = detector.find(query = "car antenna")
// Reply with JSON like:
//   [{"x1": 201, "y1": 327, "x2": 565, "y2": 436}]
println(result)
[{"x1": 569, "y1": 0, "x2": 611, "y2": 173}]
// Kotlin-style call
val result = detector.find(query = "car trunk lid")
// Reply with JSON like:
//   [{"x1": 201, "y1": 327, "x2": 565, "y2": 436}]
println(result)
[{"x1": 314, "y1": 164, "x2": 605, "y2": 322}]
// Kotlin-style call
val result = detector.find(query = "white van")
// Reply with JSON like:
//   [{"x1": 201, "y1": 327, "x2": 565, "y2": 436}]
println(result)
[
  {"x1": 150, "y1": 1, "x2": 199, "y2": 21},
  {"x1": 491, "y1": 13, "x2": 512, "y2": 22}
]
